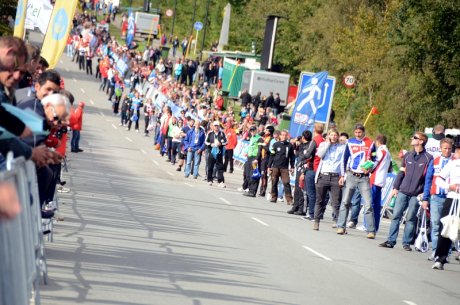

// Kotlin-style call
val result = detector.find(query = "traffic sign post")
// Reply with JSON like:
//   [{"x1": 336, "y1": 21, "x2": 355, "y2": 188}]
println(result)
[{"x1": 193, "y1": 21, "x2": 203, "y2": 55}]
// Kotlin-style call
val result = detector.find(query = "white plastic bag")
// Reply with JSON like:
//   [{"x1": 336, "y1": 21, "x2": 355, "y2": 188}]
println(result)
[
  {"x1": 440, "y1": 198, "x2": 460, "y2": 242},
  {"x1": 415, "y1": 210, "x2": 429, "y2": 253}
]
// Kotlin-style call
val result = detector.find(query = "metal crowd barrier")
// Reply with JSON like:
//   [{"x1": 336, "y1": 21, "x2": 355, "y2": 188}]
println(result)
[{"x1": 0, "y1": 155, "x2": 45, "y2": 305}]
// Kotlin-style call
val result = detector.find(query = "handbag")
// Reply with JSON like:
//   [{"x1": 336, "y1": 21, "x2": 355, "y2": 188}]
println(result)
[
  {"x1": 415, "y1": 209, "x2": 429, "y2": 253},
  {"x1": 251, "y1": 166, "x2": 261, "y2": 180},
  {"x1": 440, "y1": 197, "x2": 460, "y2": 242}
]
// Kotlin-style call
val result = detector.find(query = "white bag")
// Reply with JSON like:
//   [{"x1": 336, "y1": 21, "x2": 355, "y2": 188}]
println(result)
[
  {"x1": 415, "y1": 210, "x2": 429, "y2": 253},
  {"x1": 440, "y1": 198, "x2": 460, "y2": 242}
]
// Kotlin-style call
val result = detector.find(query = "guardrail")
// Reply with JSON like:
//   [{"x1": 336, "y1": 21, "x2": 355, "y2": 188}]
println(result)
[{"x1": 0, "y1": 154, "x2": 46, "y2": 305}]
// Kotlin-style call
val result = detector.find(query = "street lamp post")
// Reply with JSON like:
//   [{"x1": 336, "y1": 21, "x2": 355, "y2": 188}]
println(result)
[{"x1": 200, "y1": 0, "x2": 211, "y2": 59}]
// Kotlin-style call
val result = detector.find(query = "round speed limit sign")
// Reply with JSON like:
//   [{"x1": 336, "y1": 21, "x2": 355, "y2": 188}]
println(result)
[{"x1": 343, "y1": 74, "x2": 356, "y2": 88}]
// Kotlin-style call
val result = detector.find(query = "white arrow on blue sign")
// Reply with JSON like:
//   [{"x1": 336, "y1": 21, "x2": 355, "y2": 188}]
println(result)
[{"x1": 194, "y1": 21, "x2": 203, "y2": 31}]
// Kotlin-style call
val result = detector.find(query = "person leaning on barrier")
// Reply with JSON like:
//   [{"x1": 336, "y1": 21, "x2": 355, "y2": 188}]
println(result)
[
  {"x1": 422, "y1": 137, "x2": 454, "y2": 261},
  {"x1": 431, "y1": 136, "x2": 460, "y2": 270},
  {"x1": 379, "y1": 131, "x2": 433, "y2": 250}
]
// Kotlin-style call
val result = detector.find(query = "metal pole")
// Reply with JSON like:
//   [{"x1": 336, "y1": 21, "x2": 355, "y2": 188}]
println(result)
[
  {"x1": 190, "y1": 0, "x2": 197, "y2": 36},
  {"x1": 171, "y1": 0, "x2": 177, "y2": 37},
  {"x1": 200, "y1": 0, "x2": 211, "y2": 59}
]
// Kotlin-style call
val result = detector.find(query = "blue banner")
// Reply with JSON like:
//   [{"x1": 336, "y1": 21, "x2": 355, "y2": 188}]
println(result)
[
  {"x1": 126, "y1": 11, "x2": 135, "y2": 48},
  {"x1": 289, "y1": 71, "x2": 336, "y2": 138}
]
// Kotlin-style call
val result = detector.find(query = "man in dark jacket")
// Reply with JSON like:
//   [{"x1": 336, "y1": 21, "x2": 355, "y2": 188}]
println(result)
[
  {"x1": 288, "y1": 130, "x2": 316, "y2": 215},
  {"x1": 268, "y1": 130, "x2": 295, "y2": 203},
  {"x1": 379, "y1": 131, "x2": 433, "y2": 250},
  {"x1": 205, "y1": 121, "x2": 228, "y2": 187}
]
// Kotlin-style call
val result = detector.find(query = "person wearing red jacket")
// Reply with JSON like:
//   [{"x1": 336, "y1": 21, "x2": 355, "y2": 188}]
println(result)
[
  {"x1": 69, "y1": 101, "x2": 85, "y2": 152},
  {"x1": 224, "y1": 121, "x2": 238, "y2": 173}
]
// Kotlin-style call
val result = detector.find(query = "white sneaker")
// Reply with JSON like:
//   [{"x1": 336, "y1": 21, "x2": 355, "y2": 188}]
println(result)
[
  {"x1": 347, "y1": 221, "x2": 357, "y2": 229},
  {"x1": 278, "y1": 197, "x2": 284, "y2": 202},
  {"x1": 237, "y1": 187, "x2": 248, "y2": 192},
  {"x1": 218, "y1": 182, "x2": 226, "y2": 188},
  {"x1": 136, "y1": 129, "x2": 139, "y2": 133},
  {"x1": 57, "y1": 186, "x2": 70, "y2": 193},
  {"x1": 44, "y1": 201, "x2": 57, "y2": 211},
  {"x1": 432, "y1": 262, "x2": 444, "y2": 270}
]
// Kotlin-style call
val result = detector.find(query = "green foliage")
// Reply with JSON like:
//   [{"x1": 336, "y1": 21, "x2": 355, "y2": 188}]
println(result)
[{"x1": 0, "y1": 0, "x2": 16, "y2": 35}]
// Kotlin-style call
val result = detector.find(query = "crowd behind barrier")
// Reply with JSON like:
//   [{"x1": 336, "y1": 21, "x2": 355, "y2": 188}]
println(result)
[{"x1": 0, "y1": 156, "x2": 45, "y2": 305}]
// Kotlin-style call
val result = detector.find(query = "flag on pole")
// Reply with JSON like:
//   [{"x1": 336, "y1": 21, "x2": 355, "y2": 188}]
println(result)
[
  {"x1": 371, "y1": 106, "x2": 379, "y2": 115},
  {"x1": 41, "y1": 0, "x2": 78, "y2": 69},
  {"x1": 13, "y1": 0, "x2": 28, "y2": 39}
]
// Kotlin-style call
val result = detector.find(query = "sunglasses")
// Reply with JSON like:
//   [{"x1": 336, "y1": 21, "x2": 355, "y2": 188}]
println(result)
[{"x1": 412, "y1": 135, "x2": 420, "y2": 140}]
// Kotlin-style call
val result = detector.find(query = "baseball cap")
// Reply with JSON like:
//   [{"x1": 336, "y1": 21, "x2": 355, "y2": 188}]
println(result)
[
  {"x1": 354, "y1": 123, "x2": 365, "y2": 131},
  {"x1": 249, "y1": 126, "x2": 257, "y2": 132},
  {"x1": 213, "y1": 121, "x2": 220, "y2": 126}
]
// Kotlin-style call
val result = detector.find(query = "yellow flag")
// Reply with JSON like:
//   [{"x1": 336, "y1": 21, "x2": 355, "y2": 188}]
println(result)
[
  {"x1": 41, "y1": 0, "x2": 78, "y2": 69},
  {"x1": 13, "y1": 0, "x2": 28, "y2": 39}
]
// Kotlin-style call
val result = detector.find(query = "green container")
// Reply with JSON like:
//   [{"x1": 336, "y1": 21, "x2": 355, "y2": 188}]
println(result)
[
  {"x1": 278, "y1": 114, "x2": 291, "y2": 130},
  {"x1": 161, "y1": 46, "x2": 170, "y2": 59}
]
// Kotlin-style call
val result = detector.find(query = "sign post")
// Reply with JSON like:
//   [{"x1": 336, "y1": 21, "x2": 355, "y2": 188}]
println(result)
[{"x1": 193, "y1": 21, "x2": 203, "y2": 55}]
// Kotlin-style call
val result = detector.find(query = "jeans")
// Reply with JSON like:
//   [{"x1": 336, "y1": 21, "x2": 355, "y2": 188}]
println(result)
[
  {"x1": 349, "y1": 188, "x2": 362, "y2": 224},
  {"x1": 337, "y1": 173, "x2": 375, "y2": 232},
  {"x1": 386, "y1": 192, "x2": 419, "y2": 246},
  {"x1": 67, "y1": 44, "x2": 73, "y2": 57},
  {"x1": 184, "y1": 150, "x2": 202, "y2": 177},
  {"x1": 430, "y1": 195, "x2": 445, "y2": 253},
  {"x1": 434, "y1": 198, "x2": 455, "y2": 264},
  {"x1": 304, "y1": 169, "x2": 316, "y2": 218},
  {"x1": 71, "y1": 130, "x2": 81, "y2": 150}
]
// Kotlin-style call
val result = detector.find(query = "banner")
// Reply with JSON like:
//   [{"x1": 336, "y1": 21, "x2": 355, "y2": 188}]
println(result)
[
  {"x1": 126, "y1": 11, "x2": 135, "y2": 48},
  {"x1": 25, "y1": 0, "x2": 53, "y2": 34},
  {"x1": 41, "y1": 0, "x2": 78, "y2": 69},
  {"x1": 13, "y1": 0, "x2": 28, "y2": 39},
  {"x1": 289, "y1": 71, "x2": 336, "y2": 138}
]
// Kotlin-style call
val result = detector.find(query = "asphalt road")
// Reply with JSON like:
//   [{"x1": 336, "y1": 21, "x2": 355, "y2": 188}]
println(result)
[{"x1": 39, "y1": 47, "x2": 460, "y2": 305}]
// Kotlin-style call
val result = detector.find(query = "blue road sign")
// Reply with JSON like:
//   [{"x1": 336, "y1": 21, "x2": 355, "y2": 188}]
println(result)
[
  {"x1": 194, "y1": 21, "x2": 203, "y2": 31},
  {"x1": 289, "y1": 71, "x2": 336, "y2": 138}
]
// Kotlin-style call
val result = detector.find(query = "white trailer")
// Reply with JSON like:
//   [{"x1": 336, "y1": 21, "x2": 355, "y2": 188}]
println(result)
[
  {"x1": 241, "y1": 70, "x2": 290, "y2": 104},
  {"x1": 135, "y1": 12, "x2": 160, "y2": 36}
]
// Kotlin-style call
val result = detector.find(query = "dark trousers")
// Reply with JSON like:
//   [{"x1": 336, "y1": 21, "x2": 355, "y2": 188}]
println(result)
[
  {"x1": 224, "y1": 149, "x2": 234, "y2": 172},
  {"x1": 37, "y1": 166, "x2": 53, "y2": 207},
  {"x1": 166, "y1": 137, "x2": 173, "y2": 160},
  {"x1": 144, "y1": 116, "x2": 150, "y2": 134},
  {"x1": 314, "y1": 173, "x2": 342, "y2": 222},
  {"x1": 243, "y1": 157, "x2": 259, "y2": 195},
  {"x1": 171, "y1": 142, "x2": 180, "y2": 164},
  {"x1": 292, "y1": 169, "x2": 305, "y2": 212},
  {"x1": 434, "y1": 198, "x2": 455, "y2": 264},
  {"x1": 207, "y1": 152, "x2": 224, "y2": 183},
  {"x1": 46, "y1": 163, "x2": 61, "y2": 202},
  {"x1": 78, "y1": 55, "x2": 85, "y2": 70},
  {"x1": 71, "y1": 130, "x2": 81, "y2": 150},
  {"x1": 270, "y1": 168, "x2": 293, "y2": 203},
  {"x1": 86, "y1": 58, "x2": 93, "y2": 75},
  {"x1": 371, "y1": 185, "x2": 382, "y2": 232}
]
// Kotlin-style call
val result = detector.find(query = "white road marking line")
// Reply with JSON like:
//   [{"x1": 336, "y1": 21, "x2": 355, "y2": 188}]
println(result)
[
  {"x1": 251, "y1": 217, "x2": 268, "y2": 227},
  {"x1": 140, "y1": 149, "x2": 147, "y2": 155},
  {"x1": 302, "y1": 246, "x2": 333, "y2": 261},
  {"x1": 184, "y1": 182, "x2": 194, "y2": 187},
  {"x1": 152, "y1": 160, "x2": 159, "y2": 166},
  {"x1": 167, "y1": 172, "x2": 174, "y2": 176},
  {"x1": 111, "y1": 124, "x2": 117, "y2": 129},
  {"x1": 81, "y1": 88, "x2": 85, "y2": 93},
  {"x1": 403, "y1": 301, "x2": 418, "y2": 305},
  {"x1": 73, "y1": 78, "x2": 77, "y2": 82},
  {"x1": 125, "y1": 137, "x2": 133, "y2": 142},
  {"x1": 219, "y1": 197, "x2": 231, "y2": 205},
  {"x1": 89, "y1": 99, "x2": 94, "y2": 105},
  {"x1": 99, "y1": 111, "x2": 105, "y2": 117}
]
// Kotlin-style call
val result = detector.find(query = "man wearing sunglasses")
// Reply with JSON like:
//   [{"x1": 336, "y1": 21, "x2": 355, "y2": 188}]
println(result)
[{"x1": 379, "y1": 131, "x2": 433, "y2": 251}]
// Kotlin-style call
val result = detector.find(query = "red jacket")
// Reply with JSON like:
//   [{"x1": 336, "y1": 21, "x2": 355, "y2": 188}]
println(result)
[
  {"x1": 313, "y1": 134, "x2": 324, "y2": 171},
  {"x1": 69, "y1": 106, "x2": 84, "y2": 131},
  {"x1": 225, "y1": 128, "x2": 238, "y2": 150}
]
